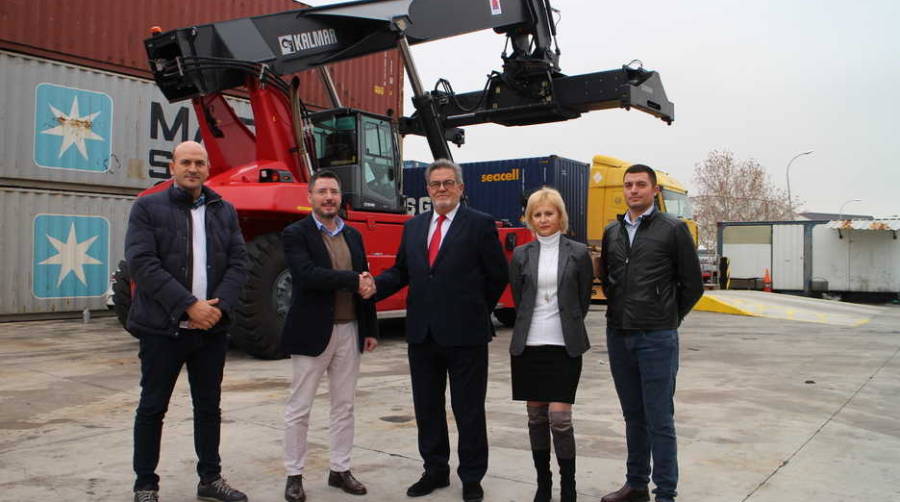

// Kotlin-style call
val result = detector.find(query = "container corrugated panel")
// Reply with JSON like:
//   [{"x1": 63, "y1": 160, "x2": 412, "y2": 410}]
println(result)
[
  {"x1": 402, "y1": 165, "x2": 429, "y2": 215},
  {"x1": 0, "y1": 1, "x2": 403, "y2": 117},
  {"x1": 0, "y1": 187, "x2": 135, "y2": 316},
  {"x1": 460, "y1": 158, "x2": 535, "y2": 227},
  {"x1": 539, "y1": 156, "x2": 589, "y2": 244},
  {"x1": 306, "y1": 52, "x2": 404, "y2": 118},
  {"x1": 0, "y1": 0, "x2": 304, "y2": 77},
  {"x1": 0, "y1": 50, "x2": 255, "y2": 191},
  {"x1": 402, "y1": 156, "x2": 590, "y2": 242}
]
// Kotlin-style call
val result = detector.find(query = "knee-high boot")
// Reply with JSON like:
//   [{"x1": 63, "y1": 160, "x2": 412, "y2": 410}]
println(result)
[
  {"x1": 531, "y1": 449, "x2": 552, "y2": 502},
  {"x1": 527, "y1": 405, "x2": 552, "y2": 502},
  {"x1": 557, "y1": 456, "x2": 576, "y2": 502},
  {"x1": 551, "y1": 410, "x2": 576, "y2": 502}
]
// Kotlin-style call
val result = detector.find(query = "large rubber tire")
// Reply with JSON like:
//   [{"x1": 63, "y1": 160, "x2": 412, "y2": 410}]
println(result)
[
  {"x1": 230, "y1": 233, "x2": 290, "y2": 359},
  {"x1": 493, "y1": 307, "x2": 516, "y2": 328},
  {"x1": 111, "y1": 260, "x2": 138, "y2": 339}
]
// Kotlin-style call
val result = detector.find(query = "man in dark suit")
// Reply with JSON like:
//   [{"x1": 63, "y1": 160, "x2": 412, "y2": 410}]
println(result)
[
  {"x1": 374, "y1": 159, "x2": 509, "y2": 502},
  {"x1": 280, "y1": 170, "x2": 379, "y2": 502}
]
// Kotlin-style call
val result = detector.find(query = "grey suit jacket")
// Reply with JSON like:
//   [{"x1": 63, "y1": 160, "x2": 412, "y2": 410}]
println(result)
[{"x1": 508, "y1": 236, "x2": 594, "y2": 357}]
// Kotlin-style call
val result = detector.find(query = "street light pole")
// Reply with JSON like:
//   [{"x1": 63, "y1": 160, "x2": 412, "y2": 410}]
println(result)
[
  {"x1": 785, "y1": 150, "x2": 813, "y2": 215},
  {"x1": 838, "y1": 198, "x2": 862, "y2": 221}
]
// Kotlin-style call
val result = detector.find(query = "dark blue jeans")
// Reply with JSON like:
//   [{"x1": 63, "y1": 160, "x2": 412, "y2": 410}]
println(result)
[
  {"x1": 133, "y1": 330, "x2": 228, "y2": 491},
  {"x1": 606, "y1": 328, "x2": 679, "y2": 501}
]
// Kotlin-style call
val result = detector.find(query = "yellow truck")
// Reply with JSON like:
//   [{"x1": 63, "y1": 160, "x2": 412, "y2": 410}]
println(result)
[{"x1": 587, "y1": 154, "x2": 698, "y2": 300}]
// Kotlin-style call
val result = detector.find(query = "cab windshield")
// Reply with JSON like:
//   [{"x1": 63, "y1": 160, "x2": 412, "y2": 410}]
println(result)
[
  {"x1": 661, "y1": 188, "x2": 693, "y2": 219},
  {"x1": 313, "y1": 115, "x2": 358, "y2": 168}
]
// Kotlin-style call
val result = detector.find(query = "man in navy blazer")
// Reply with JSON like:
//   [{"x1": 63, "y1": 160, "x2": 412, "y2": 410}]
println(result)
[
  {"x1": 280, "y1": 170, "x2": 378, "y2": 502},
  {"x1": 375, "y1": 159, "x2": 508, "y2": 502}
]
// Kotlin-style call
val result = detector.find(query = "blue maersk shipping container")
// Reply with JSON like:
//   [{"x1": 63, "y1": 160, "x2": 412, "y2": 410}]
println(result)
[{"x1": 403, "y1": 156, "x2": 589, "y2": 243}]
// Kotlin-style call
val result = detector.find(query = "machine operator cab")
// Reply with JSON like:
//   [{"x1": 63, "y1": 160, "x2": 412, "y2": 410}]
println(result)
[{"x1": 311, "y1": 108, "x2": 404, "y2": 213}]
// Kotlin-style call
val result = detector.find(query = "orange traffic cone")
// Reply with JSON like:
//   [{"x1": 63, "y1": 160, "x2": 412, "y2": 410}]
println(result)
[{"x1": 762, "y1": 268, "x2": 772, "y2": 292}]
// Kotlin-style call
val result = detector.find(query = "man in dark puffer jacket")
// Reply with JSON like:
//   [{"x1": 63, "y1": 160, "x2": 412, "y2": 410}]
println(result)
[
  {"x1": 598, "y1": 164, "x2": 702, "y2": 502},
  {"x1": 125, "y1": 141, "x2": 248, "y2": 502}
]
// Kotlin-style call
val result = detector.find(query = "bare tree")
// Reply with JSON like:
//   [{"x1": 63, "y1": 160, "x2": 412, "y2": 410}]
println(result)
[{"x1": 690, "y1": 150, "x2": 795, "y2": 249}]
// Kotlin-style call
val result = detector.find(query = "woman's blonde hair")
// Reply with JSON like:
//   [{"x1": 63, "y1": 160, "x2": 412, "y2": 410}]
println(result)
[{"x1": 523, "y1": 187, "x2": 569, "y2": 234}]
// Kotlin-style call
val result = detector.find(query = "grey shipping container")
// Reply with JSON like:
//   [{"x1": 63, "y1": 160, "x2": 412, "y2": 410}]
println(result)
[
  {"x1": 0, "y1": 0, "x2": 404, "y2": 118},
  {"x1": 0, "y1": 0, "x2": 310, "y2": 79},
  {"x1": 0, "y1": 50, "x2": 254, "y2": 193},
  {"x1": 0, "y1": 187, "x2": 135, "y2": 317},
  {"x1": 403, "y1": 156, "x2": 590, "y2": 243}
]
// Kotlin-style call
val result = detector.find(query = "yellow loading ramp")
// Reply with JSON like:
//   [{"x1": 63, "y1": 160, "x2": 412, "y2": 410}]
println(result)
[{"x1": 695, "y1": 290, "x2": 882, "y2": 327}]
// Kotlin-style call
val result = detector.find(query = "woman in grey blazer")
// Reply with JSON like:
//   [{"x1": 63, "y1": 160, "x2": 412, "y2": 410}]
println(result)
[{"x1": 509, "y1": 187, "x2": 593, "y2": 502}]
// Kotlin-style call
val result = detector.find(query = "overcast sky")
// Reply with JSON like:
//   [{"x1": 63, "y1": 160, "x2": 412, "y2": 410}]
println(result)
[{"x1": 304, "y1": 0, "x2": 900, "y2": 217}]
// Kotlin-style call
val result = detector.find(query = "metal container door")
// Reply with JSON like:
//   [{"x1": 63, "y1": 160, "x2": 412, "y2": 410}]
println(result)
[{"x1": 772, "y1": 224, "x2": 804, "y2": 290}]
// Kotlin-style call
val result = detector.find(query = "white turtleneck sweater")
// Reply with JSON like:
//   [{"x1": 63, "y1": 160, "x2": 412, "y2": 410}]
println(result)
[{"x1": 526, "y1": 231, "x2": 565, "y2": 347}]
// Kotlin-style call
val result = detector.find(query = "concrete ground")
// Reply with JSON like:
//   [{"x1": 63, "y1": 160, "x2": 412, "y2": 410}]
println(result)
[{"x1": 1, "y1": 304, "x2": 899, "y2": 502}]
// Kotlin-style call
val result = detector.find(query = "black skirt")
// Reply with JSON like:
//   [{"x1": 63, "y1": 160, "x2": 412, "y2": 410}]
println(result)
[{"x1": 511, "y1": 345, "x2": 582, "y2": 403}]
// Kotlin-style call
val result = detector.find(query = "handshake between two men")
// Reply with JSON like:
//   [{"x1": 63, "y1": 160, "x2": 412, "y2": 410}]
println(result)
[
  {"x1": 358, "y1": 271, "x2": 376, "y2": 300},
  {"x1": 185, "y1": 272, "x2": 373, "y2": 331}
]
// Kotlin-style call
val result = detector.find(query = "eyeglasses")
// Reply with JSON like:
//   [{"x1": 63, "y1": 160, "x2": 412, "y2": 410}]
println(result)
[{"x1": 427, "y1": 179, "x2": 458, "y2": 189}]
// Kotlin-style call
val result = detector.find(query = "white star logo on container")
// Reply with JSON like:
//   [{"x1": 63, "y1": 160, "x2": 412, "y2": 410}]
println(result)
[
  {"x1": 38, "y1": 223, "x2": 102, "y2": 286},
  {"x1": 40, "y1": 97, "x2": 105, "y2": 160}
]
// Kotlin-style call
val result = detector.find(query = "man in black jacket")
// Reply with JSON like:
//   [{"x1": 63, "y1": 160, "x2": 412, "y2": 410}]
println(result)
[
  {"x1": 280, "y1": 170, "x2": 378, "y2": 502},
  {"x1": 375, "y1": 159, "x2": 508, "y2": 502},
  {"x1": 125, "y1": 141, "x2": 248, "y2": 502},
  {"x1": 598, "y1": 164, "x2": 703, "y2": 502}
]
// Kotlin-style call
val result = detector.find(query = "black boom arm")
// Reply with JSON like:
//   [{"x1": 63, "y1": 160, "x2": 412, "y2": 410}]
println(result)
[
  {"x1": 145, "y1": 0, "x2": 674, "y2": 161},
  {"x1": 145, "y1": 0, "x2": 558, "y2": 102}
]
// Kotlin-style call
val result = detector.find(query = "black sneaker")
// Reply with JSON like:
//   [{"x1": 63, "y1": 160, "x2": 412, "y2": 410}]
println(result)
[
  {"x1": 197, "y1": 477, "x2": 248, "y2": 502},
  {"x1": 134, "y1": 490, "x2": 159, "y2": 502}
]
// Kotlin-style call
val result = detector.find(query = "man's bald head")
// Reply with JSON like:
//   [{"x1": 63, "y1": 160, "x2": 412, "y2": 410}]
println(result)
[
  {"x1": 170, "y1": 141, "x2": 210, "y2": 199},
  {"x1": 172, "y1": 141, "x2": 208, "y2": 162}
]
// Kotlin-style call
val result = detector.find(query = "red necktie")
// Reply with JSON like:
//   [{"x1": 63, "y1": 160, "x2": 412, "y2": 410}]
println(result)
[{"x1": 428, "y1": 214, "x2": 446, "y2": 266}]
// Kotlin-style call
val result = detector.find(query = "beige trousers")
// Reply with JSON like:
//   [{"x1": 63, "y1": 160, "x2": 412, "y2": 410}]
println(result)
[{"x1": 284, "y1": 321, "x2": 360, "y2": 475}]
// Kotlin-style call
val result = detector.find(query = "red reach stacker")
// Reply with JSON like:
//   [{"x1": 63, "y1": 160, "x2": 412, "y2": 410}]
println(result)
[{"x1": 112, "y1": 0, "x2": 676, "y2": 358}]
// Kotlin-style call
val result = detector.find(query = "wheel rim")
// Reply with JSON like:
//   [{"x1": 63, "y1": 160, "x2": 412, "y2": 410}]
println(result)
[{"x1": 273, "y1": 269, "x2": 292, "y2": 319}]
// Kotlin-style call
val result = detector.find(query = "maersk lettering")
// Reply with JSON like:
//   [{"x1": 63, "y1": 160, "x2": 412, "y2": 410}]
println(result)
[
  {"x1": 148, "y1": 149, "x2": 172, "y2": 179},
  {"x1": 278, "y1": 28, "x2": 339, "y2": 55},
  {"x1": 480, "y1": 168, "x2": 520, "y2": 182},
  {"x1": 151, "y1": 101, "x2": 255, "y2": 142},
  {"x1": 148, "y1": 100, "x2": 255, "y2": 179},
  {"x1": 150, "y1": 102, "x2": 190, "y2": 141}
]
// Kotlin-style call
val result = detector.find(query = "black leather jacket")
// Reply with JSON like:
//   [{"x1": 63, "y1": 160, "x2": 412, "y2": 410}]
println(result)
[{"x1": 599, "y1": 209, "x2": 703, "y2": 330}]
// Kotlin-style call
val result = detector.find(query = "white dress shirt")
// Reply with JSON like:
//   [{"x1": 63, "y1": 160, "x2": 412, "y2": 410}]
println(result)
[{"x1": 426, "y1": 203, "x2": 460, "y2": 252}]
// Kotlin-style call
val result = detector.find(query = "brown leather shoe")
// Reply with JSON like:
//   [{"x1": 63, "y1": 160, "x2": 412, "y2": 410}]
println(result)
[
  {"x1": 328, "y1": 470, "x2": 367, "y2": 495},
  {"x1": 285, "y1": 475, "x2": 305, "y2": 502},
  {"x1": 600, "y1": 484, "x2": 650, "y2": 502}
]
